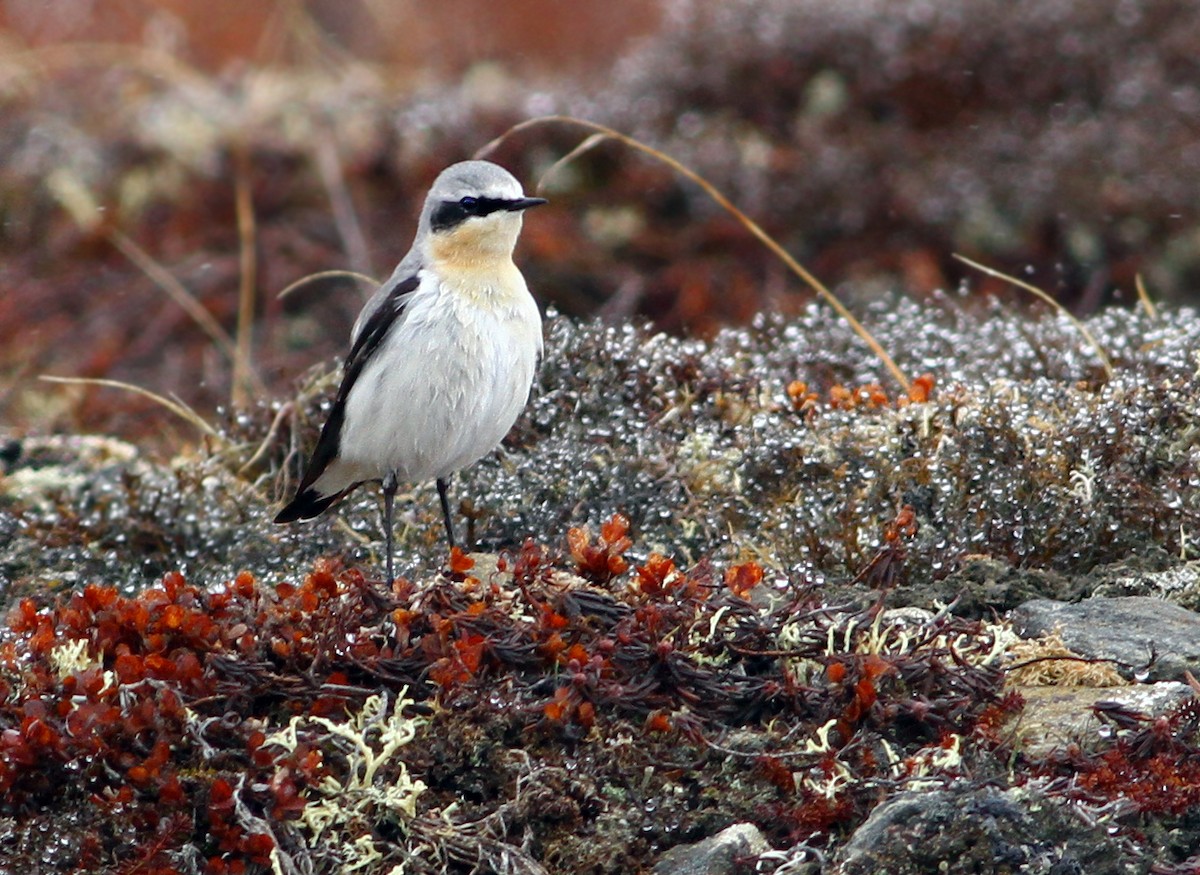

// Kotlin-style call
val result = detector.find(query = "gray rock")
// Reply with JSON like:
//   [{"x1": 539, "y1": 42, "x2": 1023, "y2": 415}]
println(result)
[
  {"x1": 1011, "y1": 596, "x2": 1200, "y2": 681},
  {"x1": 1092, "y1": 561, "x2": 1200, "y2": 611},
  {"x1": 832, "y1": 784, "x2": 1141, "y2": 875},
  {"x1": 1012, "y1": 682, "x2": 1193, "y2": 758},
  {"x1": 653, "y1": 823, "x2": 768, "y2": 875}
]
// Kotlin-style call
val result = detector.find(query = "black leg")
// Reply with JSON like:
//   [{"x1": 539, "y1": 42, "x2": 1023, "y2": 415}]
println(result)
[
  {"x1": 436, "y1": 476, "x2": 456, "y2": 550},
  {"x1": 382, "y1": 472, "x2": 398, "y2": 584}
]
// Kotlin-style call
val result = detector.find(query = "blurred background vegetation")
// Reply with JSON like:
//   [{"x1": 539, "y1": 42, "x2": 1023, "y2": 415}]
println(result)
[{"x1": 1, "y1": 0, "x2": 1196, "y2": 441}]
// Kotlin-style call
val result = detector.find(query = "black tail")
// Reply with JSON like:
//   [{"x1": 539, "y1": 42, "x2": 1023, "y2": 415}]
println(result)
[{"x1": 274, "y1": 485, "x2": 356, "y2": 523}]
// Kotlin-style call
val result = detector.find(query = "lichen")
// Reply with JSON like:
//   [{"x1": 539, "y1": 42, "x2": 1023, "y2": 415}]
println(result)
[{"x1": 262, "y1": 691, "x2": 427, "y2": 871}]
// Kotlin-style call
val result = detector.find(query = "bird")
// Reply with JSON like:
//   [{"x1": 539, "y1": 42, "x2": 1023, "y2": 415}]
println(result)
[{"x1": 275, "y1": 160, "x2": 546, "y2": 583}]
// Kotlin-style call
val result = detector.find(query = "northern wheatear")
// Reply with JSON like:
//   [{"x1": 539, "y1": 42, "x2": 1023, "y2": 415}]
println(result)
[{"x1": 275, "y1": 160, "x2": 545, "y2": 582}]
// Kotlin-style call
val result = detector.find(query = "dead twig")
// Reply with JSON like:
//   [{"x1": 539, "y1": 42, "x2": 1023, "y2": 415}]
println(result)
[
  {"x1": 39, "y1": 376, "x2": 224, "y2": 444},
  {"x1": 232, "y1": 142, "x2": 260, "y2": 411},
  {"x1": 954, "y1": 254, "x2": 1114, "y2": 380},
  {"x1": 477, "y1": 115, "x2": 911, "y2": 392}
]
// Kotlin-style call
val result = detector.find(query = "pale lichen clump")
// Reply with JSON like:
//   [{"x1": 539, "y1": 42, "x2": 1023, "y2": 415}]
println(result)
[
  {"x1": 47, "y1": 637, "x2": 95, "y2": 678},
  {"x1": 263, "y1": 690, "x2": 427, "y2": 873},
  {"x1": 899, "y1": 734, "x2": 966, "y2": 792},
  {"x1": 1004, "y1": 627, "x2": 1127, "y2": 687},
  {"x1": 778, "y1": 603, "x2": 1016, "y2": 684}
]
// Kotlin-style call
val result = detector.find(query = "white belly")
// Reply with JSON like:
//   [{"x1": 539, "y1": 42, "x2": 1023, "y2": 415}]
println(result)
[{"x1": 329, "y1": 275, "x2": 540, "y2": 488}]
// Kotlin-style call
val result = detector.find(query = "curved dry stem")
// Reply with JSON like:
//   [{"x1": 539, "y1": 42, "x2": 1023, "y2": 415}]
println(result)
[
  {"x1": 313, "y1": 124, "x2": 374, "y2": 276},
  {"x1": 953, "y1": 254, "x2": 1114, "y2": 380},
  {"x1": 39, "y1": 376, "x2": 224, "y2": 444},
  {"x1": 536, "y1": 133, "x2": 610, "y2": 191},
  {"x1": 45, "y1": 169, "x2": 267, "y2": 398},
  {"x1": 276, "y1": 269, "x2": 381, "y2": 300},
  {"x1": 239, "y1": 401, "x2": 294, "y2": 478},
  {"x1": 106, "y1": 229, "x2": 267, "y2": 396},
  {"x1": 476, "y1": 115, "x2": 910, "y2": 391},
  {"x1": 1135, "y1": 274, "x2": 1159, "y2": 322},
  {"x1": 233, "y1": 143, "x2": 259, "y2": 411}
]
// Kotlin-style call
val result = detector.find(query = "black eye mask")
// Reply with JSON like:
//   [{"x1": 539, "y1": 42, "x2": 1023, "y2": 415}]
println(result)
[{"x1": 431, "y1": 196, "x2": 546, "y2": 232}]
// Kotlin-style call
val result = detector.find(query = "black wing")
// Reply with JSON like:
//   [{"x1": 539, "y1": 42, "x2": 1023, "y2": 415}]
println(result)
[{"x1": 274, "y1": 273, "x2": 421, "y2": 522}]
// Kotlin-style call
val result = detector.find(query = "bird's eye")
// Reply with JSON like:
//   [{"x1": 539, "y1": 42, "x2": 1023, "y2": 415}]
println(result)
[{"x1": 459, "y1": 196, "x2": 478, "y2": 209}]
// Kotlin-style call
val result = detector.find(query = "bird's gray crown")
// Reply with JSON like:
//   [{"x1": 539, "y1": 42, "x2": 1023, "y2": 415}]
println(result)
[{"x1": 427, "y1": 160, "x2": 525, "y2": 205}]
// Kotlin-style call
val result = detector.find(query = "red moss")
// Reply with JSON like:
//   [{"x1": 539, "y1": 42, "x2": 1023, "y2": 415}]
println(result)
[
  {"x1": 789, "y1": 373, "x2": 936, "y2": 414},
  {"x1": 907, "y1": 372, "x2": 936, "y2": 404},
  {"x1": 635, "y1": 553, "x2": 680, "y2": 596},
  {"x1": 0, "y1": 520, "x2": 1014, "y2": 868},
  {"x1": 447, "y1": 547, "x2": 476, "y2": 577},
  {"x1": 568, "y1": 513, "x2": 633, "y2": 585},
  {"x1": 724, "y1": 561, "x2": 763, "y2": 599},
  {"x1": 0, "y1": 560, "x2": 401, "y2": 868},
  {"x1": 1034, "y1": 698, "x2": 1200, "y2": 818},
  {"x1": 757, "y1": 755, "x2": 796, "y2": 793}
]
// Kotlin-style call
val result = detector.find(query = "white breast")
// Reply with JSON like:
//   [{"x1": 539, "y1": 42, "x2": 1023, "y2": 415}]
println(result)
[{"x1": 332, "y1": 268, "x2": 541, "y2": 486}]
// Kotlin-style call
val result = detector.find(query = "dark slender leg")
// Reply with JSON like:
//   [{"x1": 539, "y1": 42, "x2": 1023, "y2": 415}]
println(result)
[
  {"x1": 382, "y1": 472, "x2": 398, "y2": 584},
  {"x1": 436, "y1": 476, "x2": 456, "y2": 550}
]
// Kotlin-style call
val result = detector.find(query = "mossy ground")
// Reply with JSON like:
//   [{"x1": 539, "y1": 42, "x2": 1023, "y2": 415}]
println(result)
[{"x1": 4, "y1": 302, "x2": 1200, "y2": 873}]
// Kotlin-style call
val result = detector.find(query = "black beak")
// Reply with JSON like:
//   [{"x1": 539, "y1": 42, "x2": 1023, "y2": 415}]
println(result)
[{"x1": 507, "y1": 197, "x2": 548, "y2": 211}]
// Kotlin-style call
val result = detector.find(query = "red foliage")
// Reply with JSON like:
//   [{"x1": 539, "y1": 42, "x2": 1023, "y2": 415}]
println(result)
[
  {"x1": 645, "y1": 711, "x2": 672, "y2": 734},
  {"x1": 853, "y1": 505, "x2": 918, "y2": 589},
  {"x1": 787, "y1": 373, "x2": 936, "y2": 413},
  {"x1": 759, "y1": 791, "x2": 857, "y2": 845},
  {"x1": 0, "y1": 520, "x2": 1013, "y2": 867},
  {"x1": 447, "y1": 547, "x2": 476, "y2": 578},
  {"x1": 113, "y1": 810, "x2": 193, "y2": 875},
  {"x1": 567, "y1": 513, "x2": 633, "y2": 585},
  {"x1": 757, "y1": 755, "x2": 796, "y2": 793},
  {"x1": 635, "y1": 554, "x2": 679, "y2": 596},
  {"x1": 1033, "y1": 698, "x2": 1200, "y2": 817},
  {"x1": 0, "y1": 561, "x2": 390, "y2": 870},
  {"x1": 786, "y1": 380, "x2": 818, "y2": 410},
  {"x1": 828, "y1": 653, "x2": 894, "y2": 740},
  {"x1": 724, "y1": 561, "x2": 763, "y2": 599},
  {"x1": 907, "y1": 373, "x2": 936, "y2": 404},
  {"x1": 429, "y1": 634, "x2": 487, "y2": 688},
  {"x1": 1073, "y1": 749, "x2": 1200, "y2": 815}
]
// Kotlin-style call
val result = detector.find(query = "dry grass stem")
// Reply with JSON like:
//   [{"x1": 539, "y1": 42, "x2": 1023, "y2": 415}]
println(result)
[
  {"x1": 276, "y1": 270, "x2": 380, "y2": 300},
  {"x1": 1135, "y1": 273, "x2": 1159, "y2": 321},
  {"x1": 46, "y1": 169, "x2": 263, "y2": 395},
  {"x1": 313, "y1": 126, "x2": 373, "y2": 277},
  {"x1": 38, "y1": 69, "x2": 268, "y2": 415},
  {"x1": 284, "y1": 0, "x2": 356, "y2": 68},
  {"x1": 238, "y1": 402, "x2": 294, "y2": 478},
  {"x1": 954, "y1": 254, "x2": 1114, "y2": 380},
  {"x1": 108, "y1": 228, "x2": 236, "y2": 360},
  {"x1": 106, "y1": 229, "x2": 268, "y2": 396},
  {"x1": 478, "y1": 115, "x2": 911, "y2": 392},
  {"x1": 39, "y1": 376, "x2": 224, "y2": 444},
  {"x1": 233, "y1": 144, "x2": 260, "y2": 411}
]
